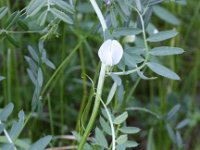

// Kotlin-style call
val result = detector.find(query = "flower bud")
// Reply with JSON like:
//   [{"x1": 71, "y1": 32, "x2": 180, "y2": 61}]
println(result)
[{"x1": 98, "y1": 39, "x2": 123, "y2": 66}]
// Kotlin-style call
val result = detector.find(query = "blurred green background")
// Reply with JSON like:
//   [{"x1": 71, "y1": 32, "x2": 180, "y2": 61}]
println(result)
[{"x1": 0, "y1": 0, "x2": 200, "y2": 149}]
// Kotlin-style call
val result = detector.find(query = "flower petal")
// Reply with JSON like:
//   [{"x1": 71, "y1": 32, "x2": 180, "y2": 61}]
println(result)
[
  {"x1": 98, "y1": 39, "x2": 123, "y2": 66},
  {"x1": 110, "y1": 40, "x2": 123, "y2": 65},
  {"x1": 98, "y1": 39, "x2": 112, "y2": 65}
]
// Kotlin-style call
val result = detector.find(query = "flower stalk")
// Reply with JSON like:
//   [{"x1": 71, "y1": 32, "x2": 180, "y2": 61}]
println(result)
[
  {"x1": 78, "y1": 63, "x2": 107, "y2": 150},
  {"x1": 78, "y1": 1, "x2": 124, "y2": 149}
]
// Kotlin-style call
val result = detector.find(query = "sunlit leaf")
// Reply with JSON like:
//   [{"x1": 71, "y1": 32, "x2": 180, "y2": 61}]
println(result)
[
  {"x1": 9, "y1": 111, "x2": 25, "y2": 140},
  {"x1": 147, "y1": 30, "x2": 178, "y2": 42},
  {"x1": 0, "y1": 7, "x2": 8, "y2": 20},
  {"x1": 150, "y1": 47, "x2": 184, "y2": 56},
  {"x1": 119, "y1": 127, "x2": 140, "y2": 134},
  {"x1": 112, "y1": 28, "x2": 142, "y2": 38},
  {"x1": 114, "y1": 112, "x2": 128, "y2": 125},
  {"x1": 26, "y1": 0, "x2": 46, "y2": 17},
  {"x1": 124, "y1": 141, "x2": 138, "y2": 148},
  {"x1": 29, "y1": 135, "x2": 52, "y2": 150},
  {"x1": 106, "y1": 82, "x2": 117, "y2": 105},
  {"x1": 0, "y1": 103, "x2": 14, "y2": 121},
  {"x1": 100, "y1": 116, "x2": 112, "y2": 135},
  {"x1": 50, "y1": 8, "x2": 73, "y2": 24},
  {"x1": 153, "y1": 6, "x2": 180, "y2": 25},
  {"x1": 116, "y1": 135, "x2": 127, "y2": 144},
  {"x1": 147, "y1": 62, "x2": 180, "y2": 80},
  {"x1": 95, "y1": 127, "x2": 108, "y2": 148},
  {"x1": 52, "y1": 0, "x2": 75, "y2": 14}
]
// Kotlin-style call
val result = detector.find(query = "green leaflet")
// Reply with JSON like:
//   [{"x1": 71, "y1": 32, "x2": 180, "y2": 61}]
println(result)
[
  {"x1": 29, "y1": 135, "x2": 52, "y2": 150},
  {"x1": 147, "y1": 62, "x2": 180, "y2": 80},
  {"x1": 0, "y1": 7, "x2": 8, "y2": 20},
  {"x1": 153, "y1": 6, "x2": 180, "y2": 25},
  {"x1": 150, "y1": 46, "x2": 185, "y2": 56},
  {"x1": 147, "y1": 30, "x2": 178, "y2": 42},
  {"x1": 114, "y1": 112, "x2": 128, "y2": 125},
  {"x1": 50, "y1": 8, "x2": 73, "y2": 24},
  {"x1": 112, "y1": 27, "x2": 142, "y2": 38}
]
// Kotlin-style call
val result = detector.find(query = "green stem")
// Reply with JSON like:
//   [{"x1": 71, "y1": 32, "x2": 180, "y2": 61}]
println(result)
[
  {"x1": 90, "y1": 0, "x2": 107, "y2": 32},
  {"x1": 78, "y1": 0, "x2": 107, "y2": 148},
  {"x1": 60, "y1": 24, "x2": 66, "y2": 135},
  {"x1": 47, "y1": 94, "x2": 54, "y2": 136},
  {"x1": 7, "y1": 49, "x2": 12, "y2": 103},
  {"x1": 75, "y1": 44, "x2": 88, "y2": 132},
  {"x1": 81, "y1": 63, "x2": 100, "y2": 131},
  {"x1": 78, "y1": 64, "x2": 107, "y2": 150},
  {"x1": 99, "y1": 97, "x2": 115, "y2": 150}
]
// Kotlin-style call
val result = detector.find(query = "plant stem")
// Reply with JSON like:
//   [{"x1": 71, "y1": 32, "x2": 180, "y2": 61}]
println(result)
[
  {"x1": 78, "y1": 64, "x2": 107, "y2": 150},
  {"x1": 7, "y1": 49, "x2": 12, "y2": 103},
  {"x1": 78, "y1": 0, "x2": 108, "y2": 148},
  {"x1": 0, "y1": 121, "x2": 17, "y2": 150},
  {"x1": 81, "y1": 63, "x2": 100, "y2": 131},
  {"x1": 75, "y1": 44, "x2": 88, "y2": 132},
  {"x1": 90, "y1": 0, "x2": 107, "y2": 32},
  {"x1": 99, "y1": 97, "x2": 115, "y2": 150},
  {"x1": 47, "y1": 94, "x2": 54, "y2": 136}
]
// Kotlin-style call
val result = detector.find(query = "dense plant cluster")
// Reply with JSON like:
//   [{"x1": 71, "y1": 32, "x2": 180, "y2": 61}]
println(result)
[{"x1": 1, "y1": 0, "x2": 200, "y2": 150}]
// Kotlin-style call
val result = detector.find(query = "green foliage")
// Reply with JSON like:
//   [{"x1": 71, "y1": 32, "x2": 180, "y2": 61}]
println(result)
[
  {"x1": 113, "y1": 112, "x2": 128, "y2": 125},
  {"x1": 0, "y1": 103, "x2": 51, "y2": 149},
  {"x1": 26, "y1": 0, "x2": 74, "y2": 25},
  {"x1": 150, "y1": 46, "x2": 184, "y2": 56},
  {"x1": 147, "y1": 62, "x2": 180, "y2": 80},
  {"x1": 1, "y1": 0, "x2": 198, "y2": 149},
  {"x1": 0, "y1": 103, "x2": 14, "y2": 121},
  {"x1": 0, "y1": 76, "x2": 5, "y2": 82},
  {"x1": 0, "y1": 7, "x2": 8, "y2": 20},
  {"x1": 147, "y1": 29, "x2": 178, "y2": 42},
  {"x1": 29, "y1": 135, "x2": 52, "y2": 150},
  {"x1": 25, "y1": 41, "x2": 55, "y2": 111}
]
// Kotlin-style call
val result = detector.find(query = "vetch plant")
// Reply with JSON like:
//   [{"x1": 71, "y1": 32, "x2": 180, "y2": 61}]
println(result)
[
  {"x1": 0, "y1": 0, "x2": 191, "y2": 149},
  {"x1": 0, "y1": 103, "x2": 52, "y2": 149},
  {"x1": 77, "y1": 0, "x2": 185, "y2": 149}
]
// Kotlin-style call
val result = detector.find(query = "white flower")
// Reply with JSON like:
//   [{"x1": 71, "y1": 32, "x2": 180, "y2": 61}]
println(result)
[
  {"x1": 123, "y1": 35, "x2": 136, "y2": 43},
  {"x1": 98, "y1": 39, "x2": 123, "y2": 66},
  {"x1": 153, "y1": 29, "x2": 159, "y2": 34}
]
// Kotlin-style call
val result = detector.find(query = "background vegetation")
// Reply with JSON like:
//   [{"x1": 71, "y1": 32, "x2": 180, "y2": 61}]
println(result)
[{"x1": 0, "y1": 0, "x2": 200, "y2": 149}]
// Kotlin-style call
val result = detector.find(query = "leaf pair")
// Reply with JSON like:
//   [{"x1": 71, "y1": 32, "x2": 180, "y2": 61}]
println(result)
[{"x1": 26, "y1": 0, "x2": 74, "y2": 26}]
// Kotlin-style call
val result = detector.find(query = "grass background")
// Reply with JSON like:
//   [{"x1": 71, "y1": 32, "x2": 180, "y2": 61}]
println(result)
[{"x1": 0, "y1": 0, "x2": 200, "y2": 149}]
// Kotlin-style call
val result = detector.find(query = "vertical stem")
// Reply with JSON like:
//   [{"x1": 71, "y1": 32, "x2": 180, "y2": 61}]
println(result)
[
  {"x1": 90, "y1": 0, "x2": 107, "y2": 32},
  {"x1": 75, "y1": 44, "x2": 88, "y2": 132},
  {"x1": 2, "y1": 49, "x2": 7, "y2": 105},
  {"x1": 81, "y1": 63, "x2": 100, "y2": 130},
  {"x1": 78, "y1": 0, "x2": 108, "y2": 148},
  {"x1": 47, "y1": 94, "x2": 54, "y2": 136},
  {"x1": 13, "y1": 48, "x2": 20, "y2": 111},
  {"x1": 60, "y1": 24, "x2": 66, "y2": 134},
  {"x1": 7, "y1": 49, "x2": 12, "y2": 103},
  {"x1": 122, "y1": 8, "x2": 149, "y2": 109},
  {"x1": 78, "y1": 64, "x2": 107, "y2": 150}
]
